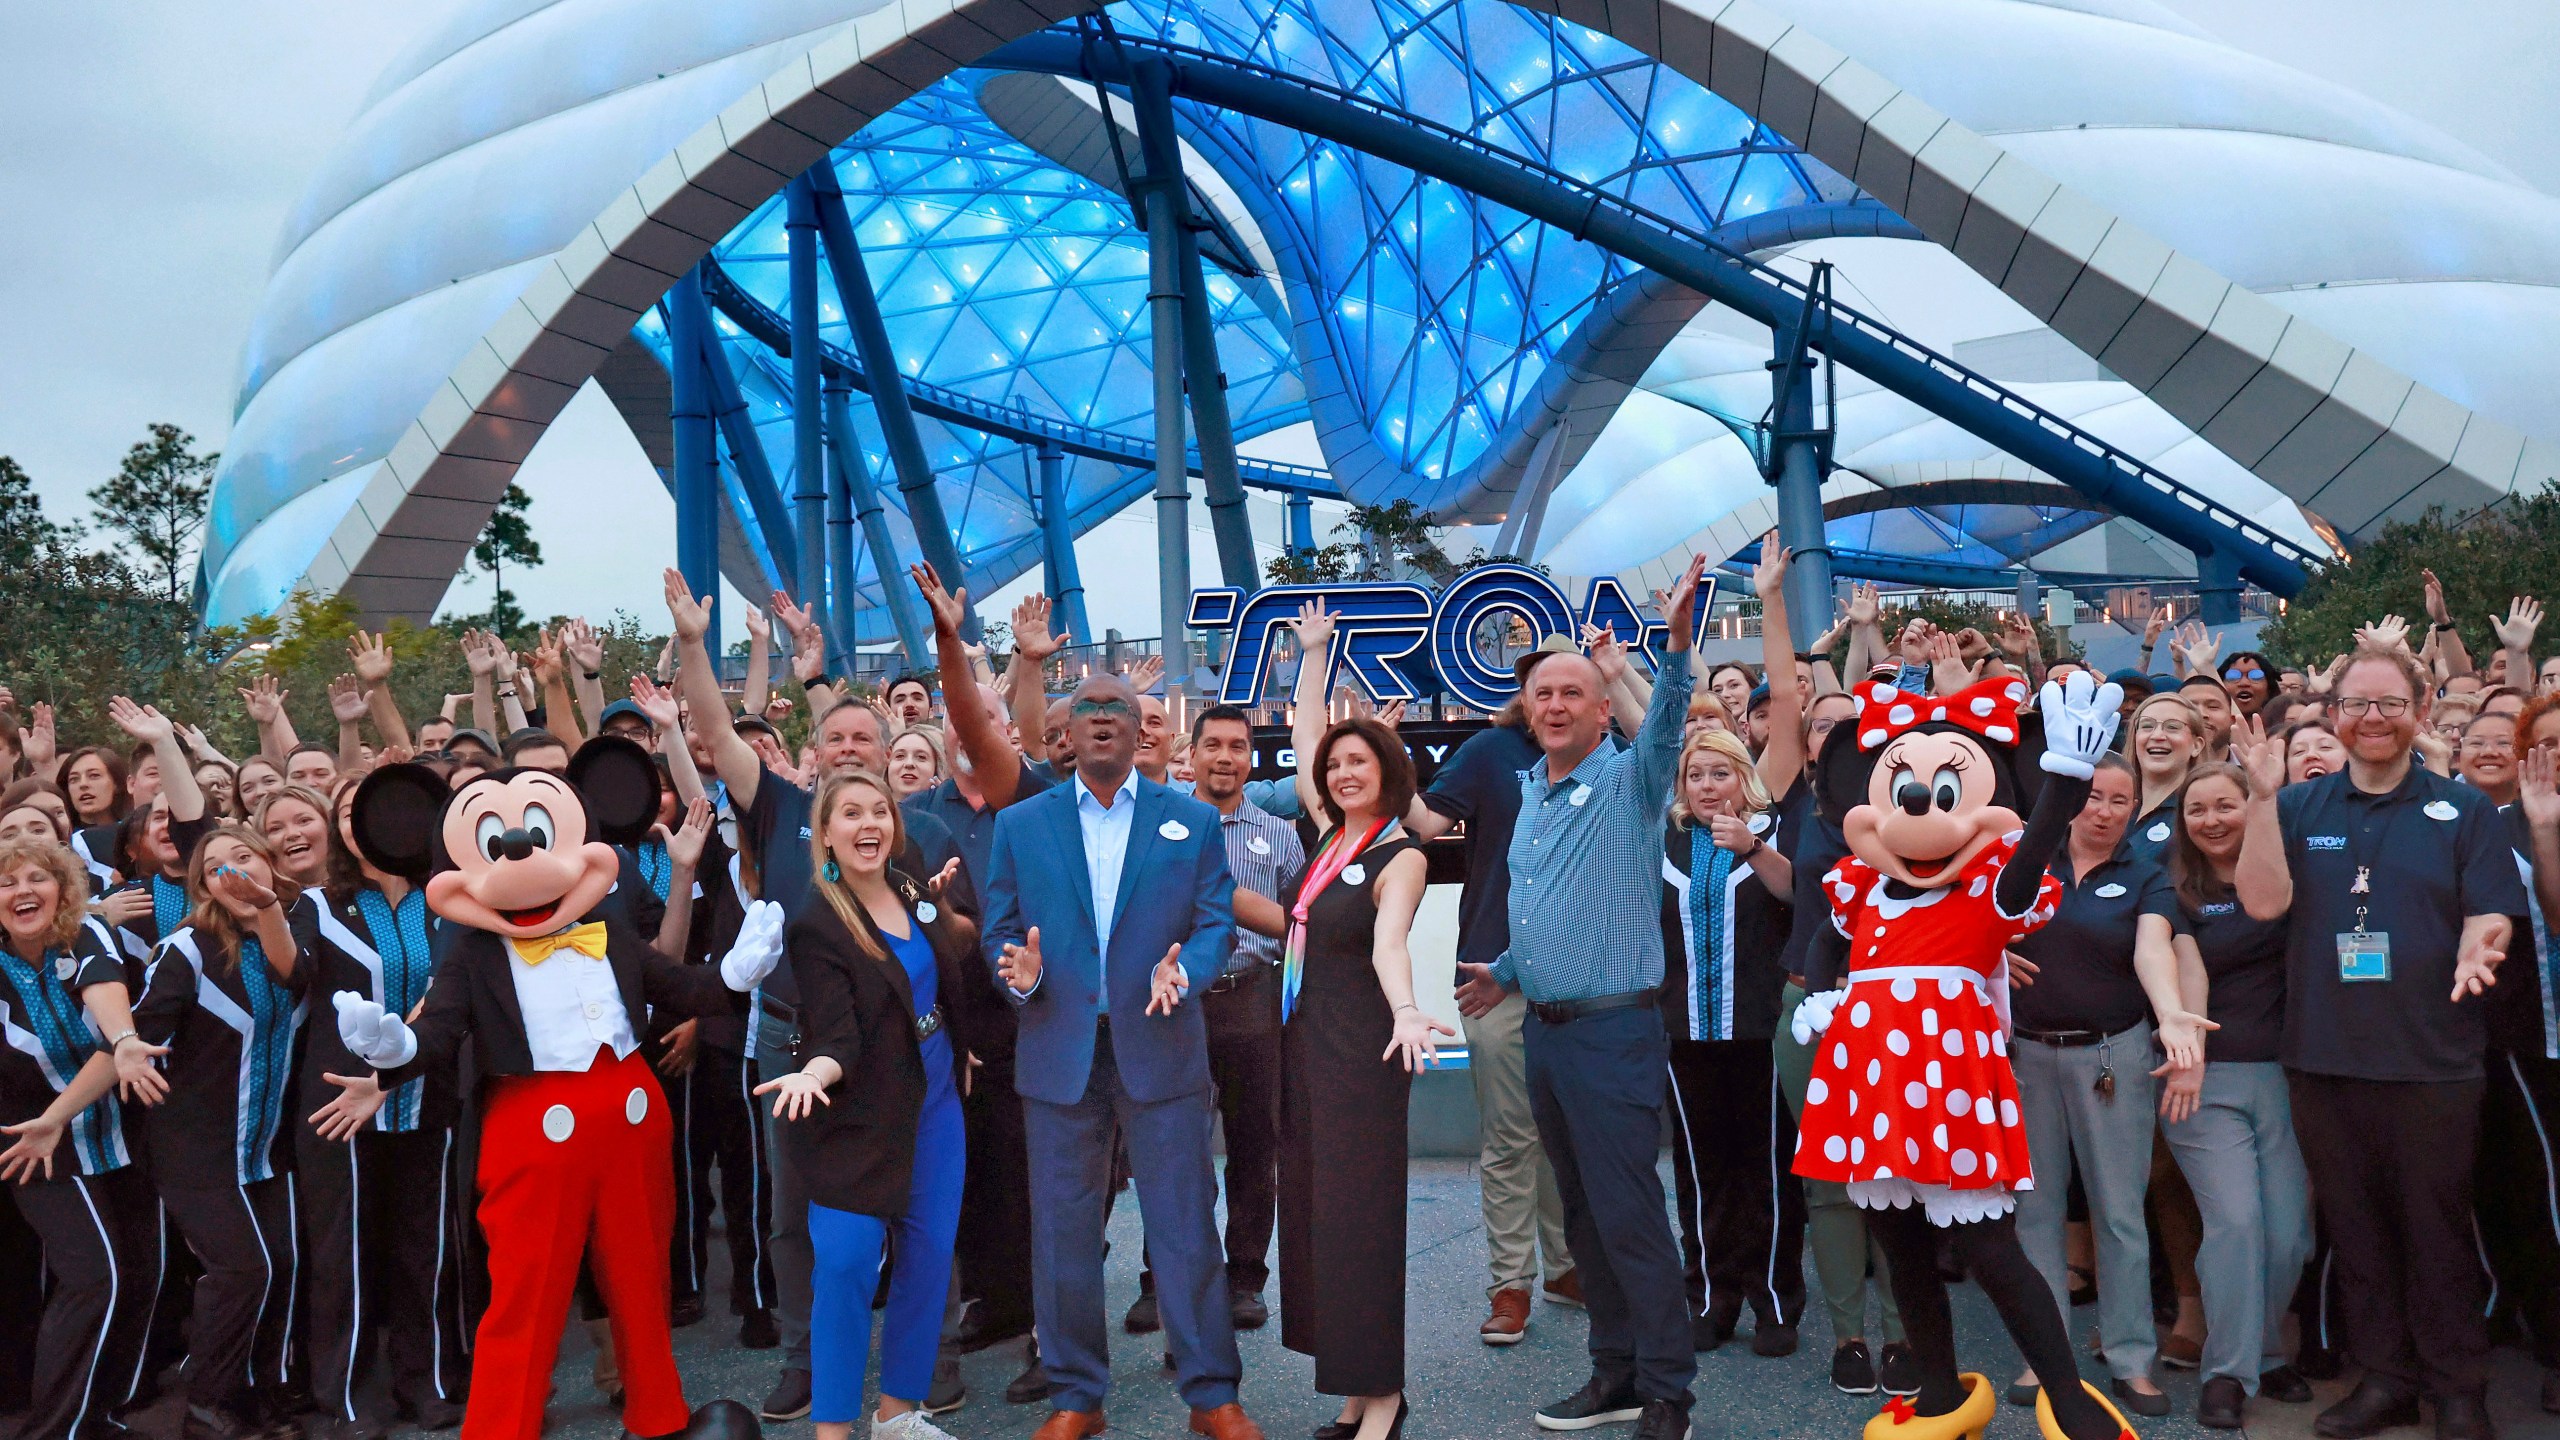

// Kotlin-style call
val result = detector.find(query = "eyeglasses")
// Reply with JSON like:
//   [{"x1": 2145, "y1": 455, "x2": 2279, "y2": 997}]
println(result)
[
  {"x1": 2461, "y1": 737, "x2": 2517, "y2": 755},
  {"x1": 2223, "y1": 667, "x2": 2265, "y2": 682},
  {"x1": 2132, "y1": 717, "x2": 2192, "y2": 735},
  {"x1": 1070, "y1": 698, "x2": 1134, "y2": 719},
  {"x1": 2335, "y1": 696, "x2": 2414, "y2": 718}
]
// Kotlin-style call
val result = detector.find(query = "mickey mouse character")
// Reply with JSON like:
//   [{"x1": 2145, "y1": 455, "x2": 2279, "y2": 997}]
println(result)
[
  {"x1": 334, "y1": 738, "x2": 782, "y2": 1440},
  {"x1": 1792, "y1": 671, "x2": 2140, "y2": 1440}
]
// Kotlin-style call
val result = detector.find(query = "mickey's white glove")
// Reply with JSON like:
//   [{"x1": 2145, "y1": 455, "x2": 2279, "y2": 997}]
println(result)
[
  {"x1": 335, "y1": 990, "x2": 416, "y2": 1068},
  {"x1": 1790, "y1": 987, "x2": 1848, "y2": 1046},
  {"x1": 2037, "y1": 670, "x2": 2125, "y2": 779},
  {"x1": 722, "y1": 900, "x2": 787, "y2": 992}
]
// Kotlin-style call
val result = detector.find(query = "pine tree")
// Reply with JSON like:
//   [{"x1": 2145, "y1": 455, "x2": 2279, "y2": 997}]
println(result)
[
  {"x1": 471, "y1": 482, "x2": 543, "y2": 635},
  {"x1": 88, "y1": 423, "x2": 216, "y2": 603},
  {"x1": 0, "y1": 456, "x2": 73, "y2": 571}
]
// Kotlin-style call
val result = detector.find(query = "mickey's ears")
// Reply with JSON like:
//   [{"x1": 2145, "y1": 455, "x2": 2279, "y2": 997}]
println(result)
[
  {"x1": 348, "y1": 764, "x2": 449, "y2": 881},
  {"x1": 567, "y1": 735, "x2": 661, "y2": 848}
]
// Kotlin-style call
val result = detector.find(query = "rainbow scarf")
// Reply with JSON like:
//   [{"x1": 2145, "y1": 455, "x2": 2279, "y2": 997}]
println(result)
[{"x1": 1281, "y1": 816, "x2": 1396, "y2": 1024}]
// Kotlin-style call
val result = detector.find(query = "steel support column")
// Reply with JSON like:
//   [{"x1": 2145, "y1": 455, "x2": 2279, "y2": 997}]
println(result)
[
  {"x1": 825, "y1": 383, "x2": 930, "y2": 670},
  {"x1": 689, "y1": 292, "x2": 801, "y2": 601},
  {"x1": 1285, "y1": 492, "x2": 1314, "y2": 560},
  {"x1": 823, "y1": 371, "x2": 861, "y2": 675},
  {"x1": 1129, "y1": 59, "x2": 1194, "y2": 686},
  {"x1": 668, "y1": 267, "x2": 720, "y2": 653},
  {"x1": 787, "y1": 174, "x2": 827, "y2": 611},
  {"x1": 1129, "y1": 58, "x2": 1257, "y2": 589},
  {"x1": 807, "y1": 165, "x2": 979, "y2": 639},
  {"x1": 1038, "y1": 440, "x2": 1092, "y2": 646},
  {"x1": 1767, "y1": 368, "x2": 1833, "y2": 651},
  {"x1": 2196, "y1": 546, "x2": 2243, "y2": 625}
]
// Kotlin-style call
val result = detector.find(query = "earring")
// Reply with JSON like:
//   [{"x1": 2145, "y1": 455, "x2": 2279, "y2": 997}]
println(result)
[{"x1": 822, "y1": 859, "x2": 840, "y2": 883}]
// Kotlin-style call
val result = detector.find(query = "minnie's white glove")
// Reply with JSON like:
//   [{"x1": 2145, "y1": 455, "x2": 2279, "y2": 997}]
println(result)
[
  {"x1": 2037, "y1": 670, "x2": 2125, "y2": 779},
  {"x1": 335, "y1": 991, "x2": 417, "y2": 1068},
  {"x1": 1790, "y1": 987, "x2": 1848, "y2": 1046},
  {"x1": 721, "y1": 900, "x2": 788, "y2": 992}
]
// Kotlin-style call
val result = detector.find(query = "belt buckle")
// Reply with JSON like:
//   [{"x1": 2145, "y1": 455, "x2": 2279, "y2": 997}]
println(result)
[{"x1": 915, "y1": 1006, "x2": 943, "y2": 1041}]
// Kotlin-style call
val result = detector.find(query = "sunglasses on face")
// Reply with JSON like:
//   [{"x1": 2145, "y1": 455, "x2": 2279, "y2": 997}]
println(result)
[
  {"x1": 1070, "y1": 698, "x2": 1134, "y2": 719},
  {"x1": 2223, "y1": 667, "x2": 2265, "y2": 682}
]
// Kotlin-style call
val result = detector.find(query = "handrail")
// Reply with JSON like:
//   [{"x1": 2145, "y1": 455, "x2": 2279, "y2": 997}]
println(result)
[
  {"x1": 695, "y1": 258, "x2": 1337, "y2": 495},
  {"x1": 985, "y1": 30, "x2": 2322, "y2": 593}
]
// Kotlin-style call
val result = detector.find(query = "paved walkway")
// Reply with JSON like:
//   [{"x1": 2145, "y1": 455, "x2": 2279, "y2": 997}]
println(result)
[{"x1": 118, "y1": 1158, "x2": 2550, "y2": 1439}]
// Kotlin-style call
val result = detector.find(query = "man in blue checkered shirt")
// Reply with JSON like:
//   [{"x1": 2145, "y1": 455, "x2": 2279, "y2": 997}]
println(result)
[{"x1": 1458, "y1": 551, "x2": 1708, "y2": 1440}]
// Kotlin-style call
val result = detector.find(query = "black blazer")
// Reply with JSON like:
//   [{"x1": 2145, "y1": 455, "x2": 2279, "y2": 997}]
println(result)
[
  {"x1": 780, "y1": 875, "x2": 978, "y2": 1218},
  {"x1": 377, "y1": 910, "x2": 745, "y2": 1091}
]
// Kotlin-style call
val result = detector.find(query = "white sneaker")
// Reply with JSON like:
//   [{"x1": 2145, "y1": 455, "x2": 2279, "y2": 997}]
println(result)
[{"x1": 872, "y1": 1410, "x2": 958, "y2": 1440}]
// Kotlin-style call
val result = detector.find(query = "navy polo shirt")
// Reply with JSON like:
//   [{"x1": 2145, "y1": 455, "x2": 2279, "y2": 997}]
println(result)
[
  {"x1": 2011, "y1": 841, "x2": 2178, "y2": 1037},
  {"x1": 2273, "y1": 764, "x2": 2529, "y2": 1082},
  {"x1": 1421, "y1": 722, "x2": 1543, "y2": 970},
  {"x1": 910, "y1": 755, "x2": 1055, "y2": 890},
  {"x1": 2173, "y1": 893, "x2": 2289, "y2": 1064},
  {"x1": 2126, "y1": 800, "x2": 2178, "y2": 864}
]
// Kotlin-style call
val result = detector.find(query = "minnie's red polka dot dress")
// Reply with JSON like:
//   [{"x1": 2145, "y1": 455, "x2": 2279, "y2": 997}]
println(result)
[{"x1": 1791, "y1": 834, "x2": 2060, "y2": 1220}]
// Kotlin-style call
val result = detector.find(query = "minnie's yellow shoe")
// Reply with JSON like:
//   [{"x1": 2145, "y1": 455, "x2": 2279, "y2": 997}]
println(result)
[
  {"x1": 1863, "y1": 1372, "x2": 1995, "y2": 1440},
  {"x1": 2033, "y1": 1379, "x2": 2138, "y2": 1440}
]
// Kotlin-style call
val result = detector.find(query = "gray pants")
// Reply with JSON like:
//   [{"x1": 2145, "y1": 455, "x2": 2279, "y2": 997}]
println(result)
[
  {"x1": 2014, "y1": 1021, "x2": 2157, "y2": 1381},
  {"x1": 1464, "y1": 991, "x2": 1572, "y2": 1296},
  {"x1": 2162, "y1": 1061, "x2": 2312, "y2": 1391},
  {"x1": 758, "y1": 1012, "x2": 814, "y2": 1370}
]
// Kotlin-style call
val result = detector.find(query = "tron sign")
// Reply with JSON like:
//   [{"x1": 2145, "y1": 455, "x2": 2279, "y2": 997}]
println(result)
[{"x1": 1188, "y1": 563, "x2": 1716, "y2": 712}]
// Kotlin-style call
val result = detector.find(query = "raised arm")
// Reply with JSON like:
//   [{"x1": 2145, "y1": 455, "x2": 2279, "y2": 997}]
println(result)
[
  {"x1": 1282, "y1": 600, "x2": 1338, "y2": 822},
  {"x1": 770, "y1": 590, "x2": 837, "y2": 718},
  {"x1": 2231, "y1": 715, "x2": 2293, "y2": 920},
  {"x1": 563, "y1": 619, "x2": 609, "y2": 740},
  {"x1": 664, "y1": 568, "x2": 766, "y2": 812},
  {"x1": 2520, "y1": 746, "x2": 2560, "y2": 932},
  {"x1": 1008, "y1": 594, "x2": 1065, "y2": 766},
  {"x1": 1635, "y1": 553, "x2": 1709, "y2": 806},
  {"x1": 653, "y1": 799, "x2": 712, "y2": 962},
  {"x1": 487, "y1": 635, "x2": 531, "y2": 733},
  {"x1": 108, "y1": 697, "x2": 201, "y2": 825},
  {"x1": 915, "y1": 562, "x2": 1022, "y2": 809},
  {"x1": 528, "y1": 631, "x2": 580, "y2": 742},
  {"x1": 1995, "y1": 670, "x2": 2120, "y2": 916},
  {"x1": 1750, "y1": 534, "x2": 1805, "y2": 797},
  {"x1": 462, "y1": 630, "x2": 499, "y2": 734},
  {"x1": 348, "y1": 631, "x2": 411, "y2": 754},
  {"x1": 239, "y1": 674, "x2": 297, "y2": 765},
  {"x1": 740, "y1": 606, "x2": 773, "y2": 722},
  {"x1": 1582, "y1": 623, "x2": 1650, "y2": 736},
  {"x1": 328, "y1": 675, "x2": 370, "y2": 773},
  {"x1": 629, "y1": 676, "x2": 705, "y2": 805},
  {"x1": 2492, "y1": 595, "x2": 2542, "y2": 694},
  {"x1": 2423, "y1": 569, "x2": 2474, "y2": 678},
  {"x1": 1840, "y1": 581, "x2": 1882, "y2": 685}
]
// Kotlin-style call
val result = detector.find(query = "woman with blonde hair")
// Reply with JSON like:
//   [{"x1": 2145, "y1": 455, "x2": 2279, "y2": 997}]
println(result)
[
  {"x1": 2124, "y1": 692, "x2": 2206, "y2": 861},
  {"x1": 885, "y1": 726, "x2": 947, "y2": 800},
  {"x1": 0, "y1": 835, "x2": 166, "y2": 1440},
  {"x1": 1658, "y1": 723, "x2": 1803, "y2": 1355},
  {"x1": 756, "y1": 769, "x2": 977, "y2": 1440}
]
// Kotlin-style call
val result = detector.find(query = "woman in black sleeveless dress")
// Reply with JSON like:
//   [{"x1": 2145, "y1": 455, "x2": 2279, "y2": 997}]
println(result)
[{"x1": 1277, "y1": 603, "x2": 1453, "y2": 1440}]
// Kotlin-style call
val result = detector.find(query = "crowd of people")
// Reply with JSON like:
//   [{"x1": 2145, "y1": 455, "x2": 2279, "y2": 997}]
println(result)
[{"x1": 0, "y1": 541, "x2": 2551, "y2": 1440}]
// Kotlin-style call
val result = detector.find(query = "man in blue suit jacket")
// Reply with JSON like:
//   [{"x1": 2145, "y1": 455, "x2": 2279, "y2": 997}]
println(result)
[{"x1": 982, "y1": 674, "x2": 1263, "y2": 1440}]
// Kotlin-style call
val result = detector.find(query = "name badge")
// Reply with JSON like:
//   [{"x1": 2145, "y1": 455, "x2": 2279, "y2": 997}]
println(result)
[
  {"x1": 1342, "y1": 863, "x2": 1367, "y2": 886},
  {"x1": 2336, "y1": 930, "x2": 2391, "y2": 983},
  {"x1": 916, "y1": 902, "x2": 938, "y2": 924},
  {"x1": 53, "y1": 956, "x2": 74, "y2": 982},
  {"x1": 1160, "y1": 820, "x2": 1190, "y2": 840},
  {"x1": 1247, "y1": 835, "x2": 1271, "y2": 855},
  {"x1": 2094, "y1": 882, "x2": 2127, "y2": 899},
  {"x1": 2424, "y1": 801, "x2": 2459, "y2": 821},
  {"x1": 2146, "y1": 822, "x2": 2171, "y2": 844},
  {"x1": 1569, "y1": 787, "x2": 1591, "y2": 807}
]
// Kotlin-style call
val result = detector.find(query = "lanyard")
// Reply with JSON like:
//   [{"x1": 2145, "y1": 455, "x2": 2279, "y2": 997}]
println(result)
[{"x1": 2340, "y1": 789, "x2": 2399, "y2": 934}]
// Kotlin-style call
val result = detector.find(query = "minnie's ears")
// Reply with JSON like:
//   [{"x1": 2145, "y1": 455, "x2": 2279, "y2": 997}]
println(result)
[
  {"x1": 568, "y1": 735, "x2": 660, "y2": 848},
  {"x1": 349, "y1": 764, "x2": 449, "y2": 881}
]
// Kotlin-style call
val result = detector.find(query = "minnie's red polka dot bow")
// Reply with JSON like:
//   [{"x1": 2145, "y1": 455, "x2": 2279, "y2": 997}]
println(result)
[{"x1": 1852, "y1": 675, "x2": 2029, "y2": 752}]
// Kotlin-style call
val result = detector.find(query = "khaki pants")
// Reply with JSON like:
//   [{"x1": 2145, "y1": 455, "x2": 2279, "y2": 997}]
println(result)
[{"x1": 1465, "y1": 990, "x2": 1571, "y2": 1295}]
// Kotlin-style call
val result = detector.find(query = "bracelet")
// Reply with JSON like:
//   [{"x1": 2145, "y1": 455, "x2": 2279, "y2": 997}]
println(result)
[
  {"x1": 496, "y1": 684, "x2": 517, "y2": 697},
  {"x1": 2433, "y1": 621, "x2": 2458, "y2": 633},
  {"x1": 107, "y1": 1030, "x2": 140, "y2": 1051},
  {"x1": 582, "y1": 670, "x2": 601, "y2": 681},
  {"x1": 1393, "y1": 1003, "x2": 1420, "y2": 1016}
]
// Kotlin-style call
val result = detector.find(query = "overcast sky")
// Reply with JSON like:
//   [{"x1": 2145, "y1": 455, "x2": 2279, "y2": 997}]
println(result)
[{"x1": 2, "y1": 0, "x2": 2553, "y2": 634}]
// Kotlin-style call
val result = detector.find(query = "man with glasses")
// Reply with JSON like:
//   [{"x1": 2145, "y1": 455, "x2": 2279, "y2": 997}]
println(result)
[{"x1": 2234, "y1": 646, "x2": 2525, "y2": 1440}]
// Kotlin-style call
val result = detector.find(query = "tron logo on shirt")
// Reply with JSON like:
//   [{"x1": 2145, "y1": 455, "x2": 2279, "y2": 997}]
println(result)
[{"x1": 2305, "y1": 835, "x2": 2347, "y2": 850}]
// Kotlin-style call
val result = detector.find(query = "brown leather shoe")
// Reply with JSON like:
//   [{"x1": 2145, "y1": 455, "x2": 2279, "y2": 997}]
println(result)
[
  {"x1": 1187, "y1": 1403, "x2": 1264, "y2": 1440},
  {"x1": 1543, "y1": 1268, "x2": 1586, "y2": 1308},
  {"x1": 1481, "y1": 1288, "x2": 1531, "y2": 1345},
  {"x1": 1031, "y1": 1408, "x2": 1106, "y2": 1440}
]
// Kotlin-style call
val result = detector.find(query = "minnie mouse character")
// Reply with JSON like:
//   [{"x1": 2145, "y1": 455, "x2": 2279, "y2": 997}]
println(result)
[
  {"x1": 1793, "y1": 671, "x2": 2140, "y2": 1440},
  {"x1": 333, "y1": 737, "x2": 782, "y2": 1440}
]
